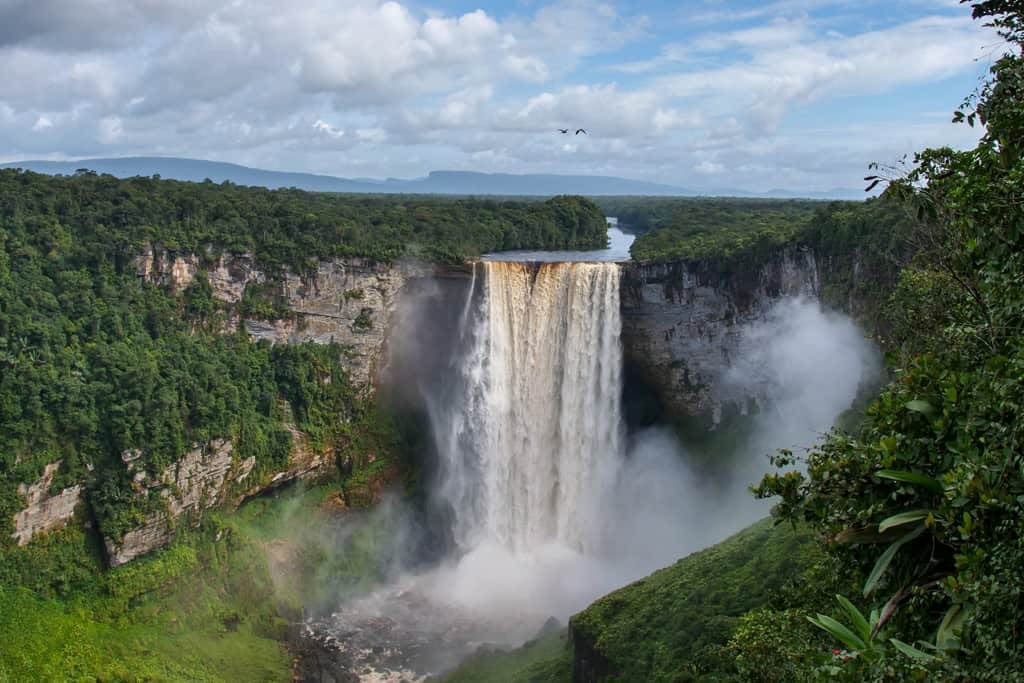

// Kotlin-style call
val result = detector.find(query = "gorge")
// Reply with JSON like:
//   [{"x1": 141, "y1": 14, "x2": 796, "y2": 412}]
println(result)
[
  {"x1": 0, "y1": 171, "x2": 886, "y2": 681},
  {"x1": 3, "y1": 3, "x2": 1021, "y2": 678},
  {"x1": 16, "y1": 237, "x2": 855, "y2": 564},
  {"x1": 287, "y1": 251, "x2": 879, "y2": 680}
]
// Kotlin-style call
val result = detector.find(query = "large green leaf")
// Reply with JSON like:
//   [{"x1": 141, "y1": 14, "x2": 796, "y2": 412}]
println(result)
[
  {"x1": 890, "y1": 638, "x2": 937, "y2": 662},
  {"x1": 879, "y1": 510, "x2": 934, "y2": 533},
  {"x1": 807, "y1": 615, "x2": 867, "y2": 651},
  {"x1": 863, "y1": 524, "x2": 926, "y2": 596},
  {"x1": 905, "y1": 399, "x2": 936, "y2": 415},
  {"x1": 835, "y1": 594, "x2": 871, "y2": 643},
  {"x1": 936, "y1": 604, "x2": 969, "y2": 651},
  {"x1": 877, "y1": 469, "x2": 943, "y2": 494}
]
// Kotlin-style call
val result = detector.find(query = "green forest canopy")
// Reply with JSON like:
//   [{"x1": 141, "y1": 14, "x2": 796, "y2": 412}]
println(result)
[
  {"x1": 0, "y1": 169, "x2": 609, "y2": 270},
  {"x1": 595, "y1": 196, "x2": 835, "y2": 263},
  {"x1": 0, "y1": 169, "x2": 607, "y2": 545},
  {"x1": 596, "y1": 196, "x2": 824, "y2": 235}
]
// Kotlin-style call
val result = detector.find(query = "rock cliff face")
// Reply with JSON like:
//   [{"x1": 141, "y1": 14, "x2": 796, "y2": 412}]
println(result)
[
  {"x1": 103, "y1": 424, "x2": 355, "y2": 566},
  {"x1": 88, "y1": 247, "x2": 422, "y2": 564},
  {"x1": 11, "y1": 462, "x2": 82, "y2": 546},
  {"x1": 620, "y1": 247, "x2": 819, "y2": 422},
  {"x1": 133, "y1": 245, "x2": 414, "y2": 387},
  {"x1": 105, "y1": 440, "x2": 239, "y2": 567}
]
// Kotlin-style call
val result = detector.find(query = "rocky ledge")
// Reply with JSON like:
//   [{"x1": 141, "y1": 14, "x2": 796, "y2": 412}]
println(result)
[
  {"x1": 11, "y1": 461, "x2": 82, "y2": 546},
  {"x1": 134, "y1": 245, "x2": 421, "y2": 387},
  {"x1": 103, "y1": 421, "x2": 360, "y2": 567}
]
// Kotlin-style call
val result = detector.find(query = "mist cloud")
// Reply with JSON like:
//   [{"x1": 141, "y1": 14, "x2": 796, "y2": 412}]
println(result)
[
  {"x1": 330, "y1": 291, "x2": 881, "y2": 678},
  {"x1": 605, "y1": 297, "x2": 883, "y2": 567}
]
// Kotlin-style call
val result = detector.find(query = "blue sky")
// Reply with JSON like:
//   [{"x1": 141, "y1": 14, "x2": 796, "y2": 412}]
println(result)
[{"x1": 0, "y1": 0, "x2": 1002, "y2": 191}]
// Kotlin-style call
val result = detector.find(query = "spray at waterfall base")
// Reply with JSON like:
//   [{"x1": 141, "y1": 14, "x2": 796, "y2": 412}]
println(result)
[{"x1": 300, "y1": 261, "x2": 877, "y2": 679}]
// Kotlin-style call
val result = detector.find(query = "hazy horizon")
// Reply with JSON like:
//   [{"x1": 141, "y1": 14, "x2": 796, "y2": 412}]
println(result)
[
  {"x1": 0, "y1": 155, "x2": 870, "y2": 198},
  {"x1": 0, "y1": 0, "x2": 1001, "y2": 194}
]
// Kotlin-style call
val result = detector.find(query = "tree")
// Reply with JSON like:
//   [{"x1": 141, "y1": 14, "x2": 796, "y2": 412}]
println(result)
[{"x1": 752, "y1": 2, "x2": 1024, "y2": 679}]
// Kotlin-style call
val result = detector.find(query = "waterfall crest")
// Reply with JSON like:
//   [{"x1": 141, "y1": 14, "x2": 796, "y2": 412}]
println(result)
[{"x1": 437, "y1": 261, "x2": 624, "y2": 553}]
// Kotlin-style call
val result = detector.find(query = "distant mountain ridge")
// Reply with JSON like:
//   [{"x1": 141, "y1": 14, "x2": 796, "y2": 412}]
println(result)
[{"x1": 0, "y1": 156, "x2": 864, "y2": 199}]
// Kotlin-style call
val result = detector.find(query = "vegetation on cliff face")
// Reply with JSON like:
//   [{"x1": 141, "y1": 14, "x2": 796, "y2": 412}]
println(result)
[
  {"x1": 743, "y1": 2, "x2": 1024, "y2": 680},
  {"x1": 0, "y1": 244, "x2": 374, "y2": 544}
]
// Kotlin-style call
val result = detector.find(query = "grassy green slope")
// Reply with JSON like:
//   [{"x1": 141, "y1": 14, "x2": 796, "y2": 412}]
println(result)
[
  {"x1": 442, "y1": 519, "x2": 819, "y2": 683},
  {"x1": 0, "y1": 523, "x2": 291, "y2": 682},
  {"x1": 443, "y1": 630, "x2": 573, "y2": 683},
  {"x1": 568, "y1": 518, "x2": 816, "y2": 682},
  {"x1": 0, "y1": 474, "x2": 406, "y2": 682}
]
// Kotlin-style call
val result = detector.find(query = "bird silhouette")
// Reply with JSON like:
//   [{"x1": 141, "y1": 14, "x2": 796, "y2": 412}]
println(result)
[
  {"x1": 558, "y1": 128, "x2": 569, "y2": 134},
  {"x1": 575, "y1": 128, "x2": 587, "y2": 135}
]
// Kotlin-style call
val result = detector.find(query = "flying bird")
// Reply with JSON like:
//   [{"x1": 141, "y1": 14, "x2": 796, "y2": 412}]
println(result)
[
  {"x1": 558, "y1": 128, "x2": 569, "y2": 134},
  {"x1": 575, "y1": 128, "x2": 587, "y2": 135}
]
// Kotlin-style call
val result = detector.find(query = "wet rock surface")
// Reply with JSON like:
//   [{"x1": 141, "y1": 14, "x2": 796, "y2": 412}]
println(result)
[
  {"x1": 292, "y1": 581, "x2": 525, "y2": 683},
  {"x1": 620, "y1": 247, "x2": 819, "y2": 422}
]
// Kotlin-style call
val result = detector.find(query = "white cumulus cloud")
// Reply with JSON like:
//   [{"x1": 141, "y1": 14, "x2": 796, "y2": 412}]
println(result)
[{"x1": 0, "y1": 0, "x2": 1001, "y2": 191}]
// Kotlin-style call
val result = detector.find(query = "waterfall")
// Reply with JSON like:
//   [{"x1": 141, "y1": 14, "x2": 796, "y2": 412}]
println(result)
[{"x1": 437, "y1": 261, "x2": 624, "y2": 554}]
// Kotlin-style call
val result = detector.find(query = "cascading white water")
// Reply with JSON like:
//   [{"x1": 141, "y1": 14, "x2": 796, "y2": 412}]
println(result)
[
  {"x1": 306, "y1": 256, "x2": 881, "y2": 680},
  {"x1": 437, "y1": 261, "x2": 624, "y2": 553}
]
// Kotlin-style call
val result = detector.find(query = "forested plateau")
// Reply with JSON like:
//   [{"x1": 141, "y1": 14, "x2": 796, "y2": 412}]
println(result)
[{"x1": 4, "y1": 1, "x2": 1024, "y2": 678}]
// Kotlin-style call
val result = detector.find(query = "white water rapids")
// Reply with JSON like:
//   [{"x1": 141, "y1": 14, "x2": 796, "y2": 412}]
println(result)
[{"x1": 436, "y1": 262, "x2": 624, "y2": 553}]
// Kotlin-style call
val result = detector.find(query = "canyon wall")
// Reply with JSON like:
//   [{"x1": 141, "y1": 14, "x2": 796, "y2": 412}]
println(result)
[
  {"x1": 11, "y1": 246, "x2": 424, "y2": 560},
  {"x1": 99, "y1": 247, "x2": 426, "y2": 563},
  {"x1": 12, "y1": 462, "x2": 82, "y2": 547},
  {"x1": 134, "y1": 245, "x2": 418, "y2": 387},
  {"x1": 12, "y1": 243, "x2": 828, "y2": 561},
  {"x1": 620, "y1": 246, "x2": 820, "y2": 423}
]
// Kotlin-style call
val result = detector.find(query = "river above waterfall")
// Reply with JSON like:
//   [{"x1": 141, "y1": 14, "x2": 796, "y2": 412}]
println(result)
[{"x1": 481, "y1": 223, "x2": 634, "y2": 262}]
